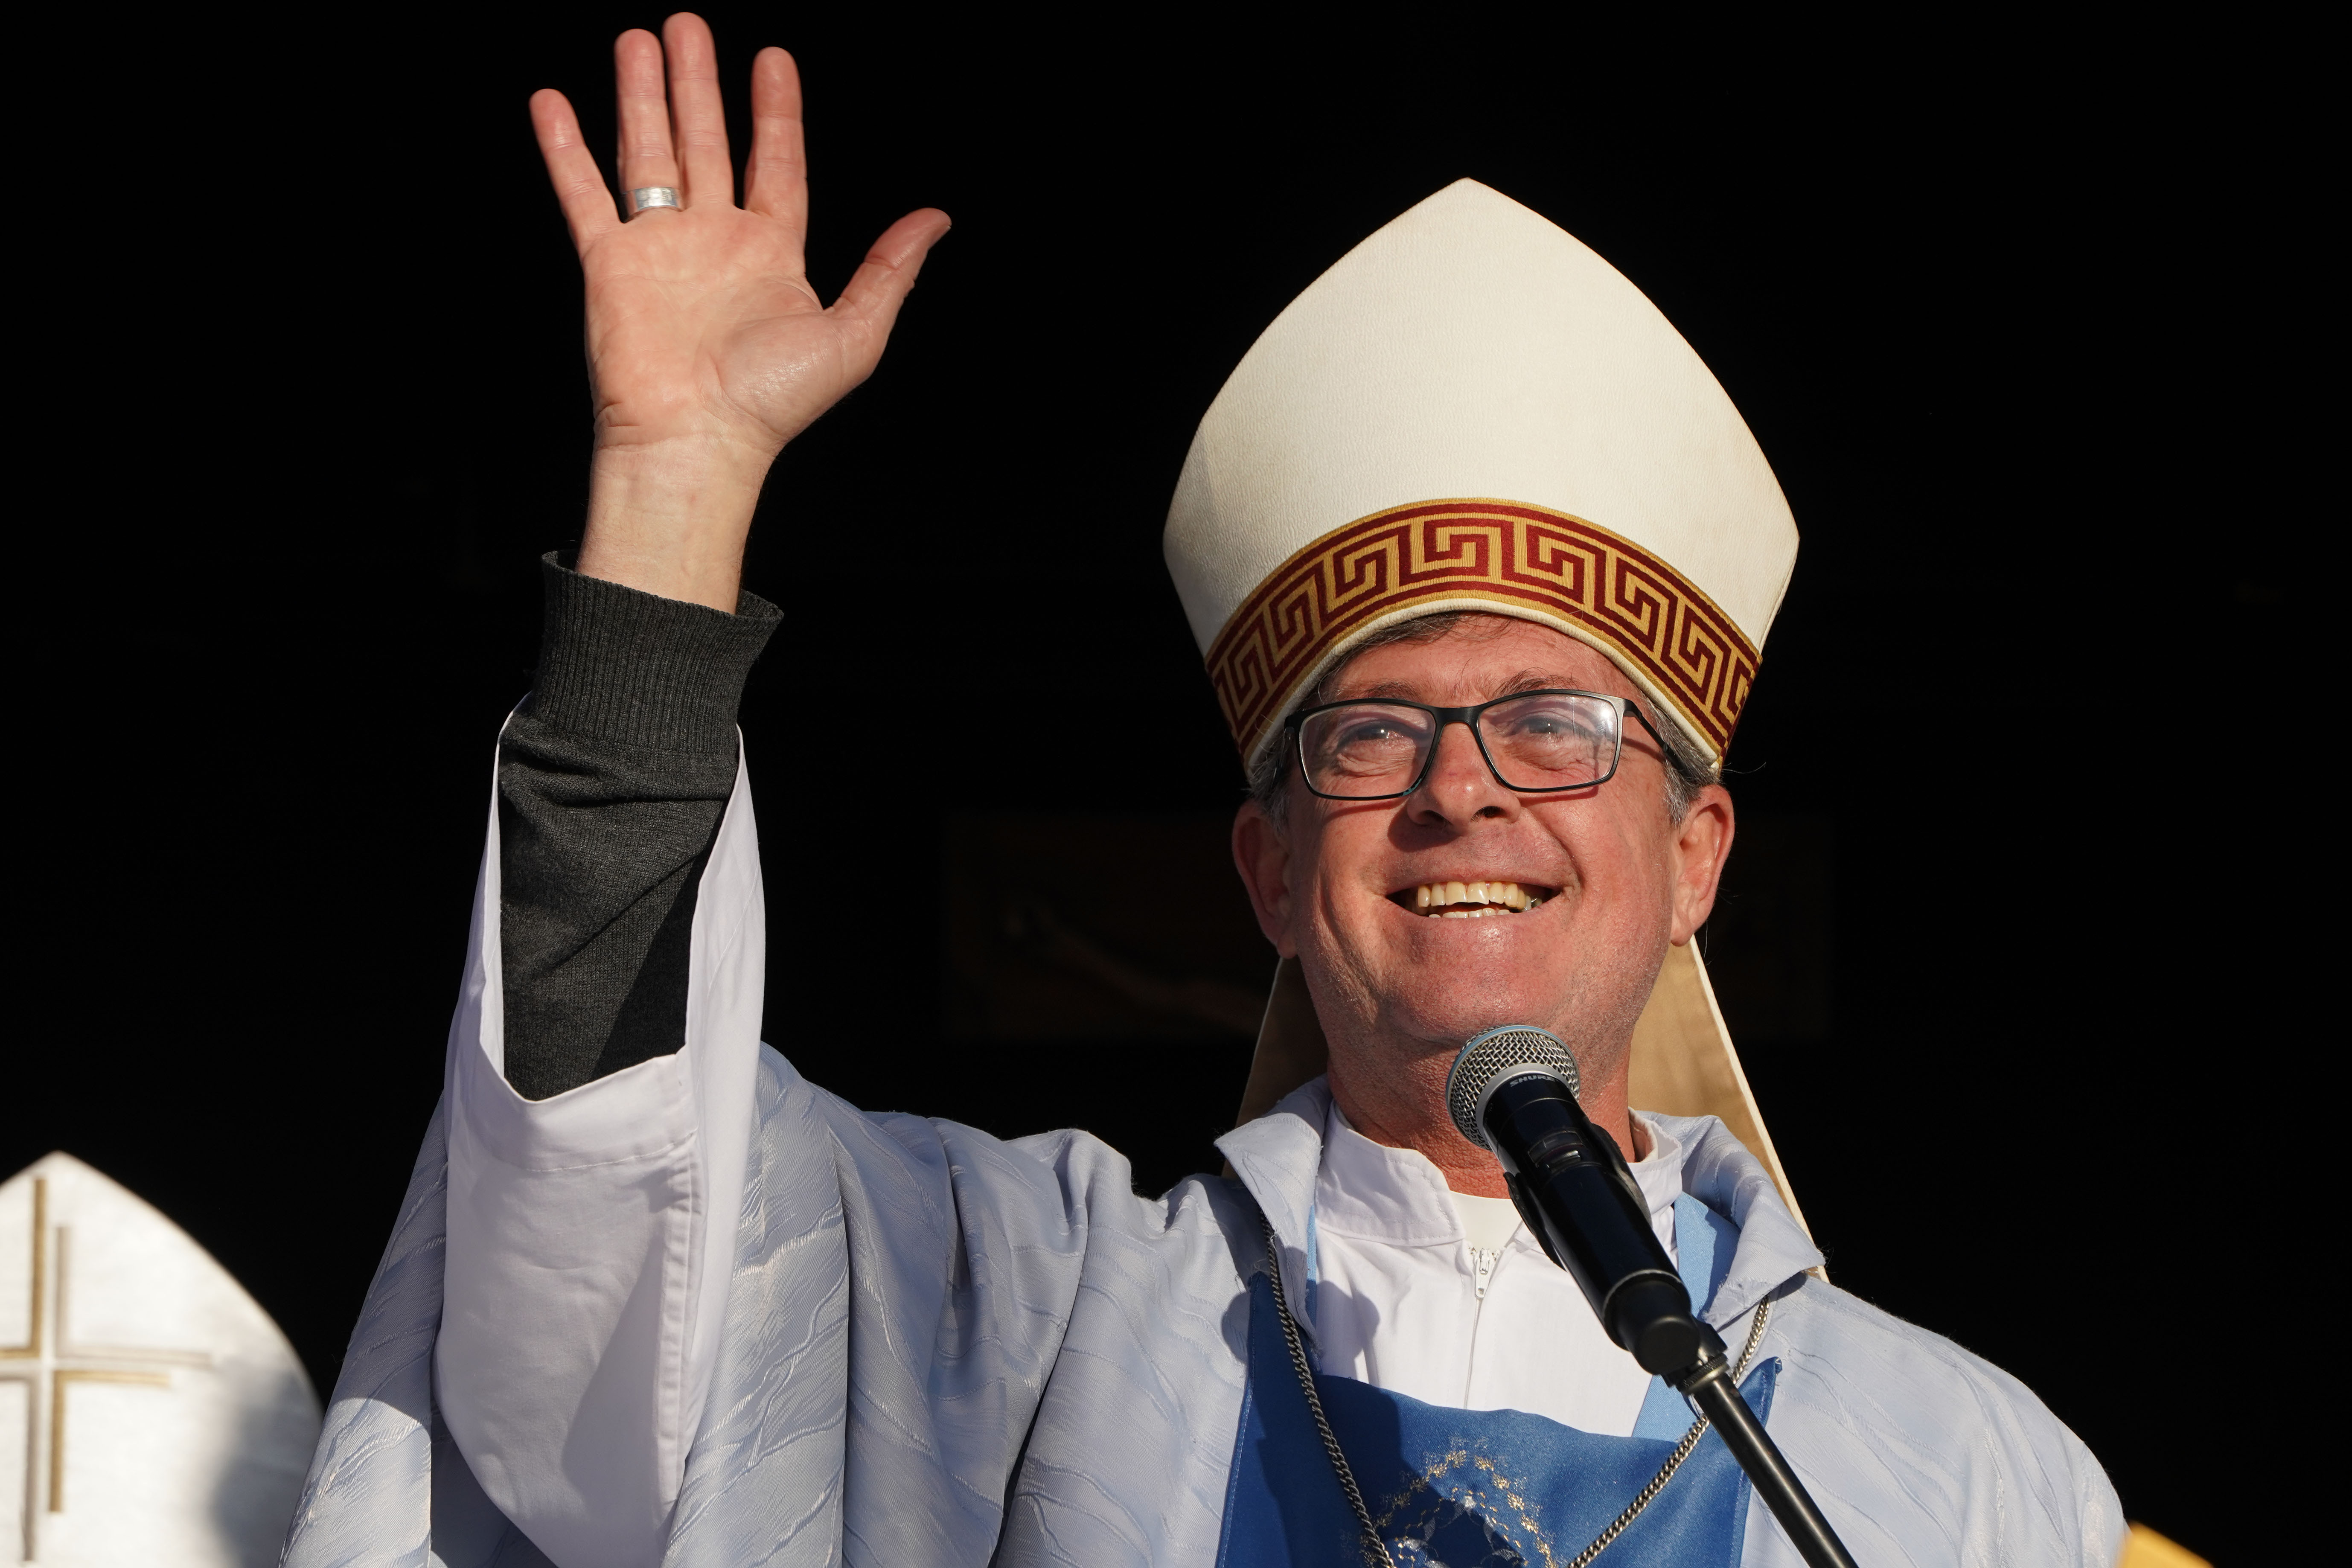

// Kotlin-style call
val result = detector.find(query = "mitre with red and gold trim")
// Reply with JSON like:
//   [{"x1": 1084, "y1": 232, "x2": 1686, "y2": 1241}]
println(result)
[
  {"x1": 1164, "y1": 177, "x2": 1798, "y2": 774},
  {"x1": 1175, "y1": 179, "x2": 1813, "y2": 1229}
]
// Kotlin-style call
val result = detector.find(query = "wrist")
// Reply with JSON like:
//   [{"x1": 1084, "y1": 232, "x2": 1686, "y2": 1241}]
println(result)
[{"x1": 578, "y1": 436, "x2": 774, "y2": 611}]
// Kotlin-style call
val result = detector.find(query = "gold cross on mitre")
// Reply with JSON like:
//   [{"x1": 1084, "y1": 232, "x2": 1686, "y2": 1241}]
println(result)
[{"x1": 0, "y1": 1165, "x2": 210, "y2": 1565}]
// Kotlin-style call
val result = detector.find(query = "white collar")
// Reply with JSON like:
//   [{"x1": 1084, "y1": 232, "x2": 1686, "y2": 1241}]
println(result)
[
  {"x1": 1627, "y1": 1116, "x2": 1688, "y2": 1233},
  {"x1": 1314, "y1": 1097, "x2": 1688, "y2": 1248},
  {"x1": 1316, "y1": 1100, "x2": 1461, "y2": 1246}
]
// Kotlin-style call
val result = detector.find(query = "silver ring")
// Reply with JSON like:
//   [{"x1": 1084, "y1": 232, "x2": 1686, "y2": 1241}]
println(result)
[{"x1": 628, "y1": 186, "x2": 681, "y2": 216}]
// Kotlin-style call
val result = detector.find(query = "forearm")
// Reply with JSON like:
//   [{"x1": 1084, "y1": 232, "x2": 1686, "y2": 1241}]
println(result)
[{"x1": 499, "y1": 553, "x2": 780, "y2": 1100}]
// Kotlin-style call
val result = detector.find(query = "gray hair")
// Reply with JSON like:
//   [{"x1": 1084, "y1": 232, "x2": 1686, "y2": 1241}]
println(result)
[{"x1": 1247, "y1": 612, "x2": 1717, "y2": 826}]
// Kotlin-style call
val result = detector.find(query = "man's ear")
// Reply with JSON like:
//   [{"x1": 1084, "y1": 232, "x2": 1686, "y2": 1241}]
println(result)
[
  {"x1": 1668, "y1": 784, "x2": 1735, "y2": 946},
  {"x1": 1232, "y1": 799, "x2": 1300, "y2": 958}
]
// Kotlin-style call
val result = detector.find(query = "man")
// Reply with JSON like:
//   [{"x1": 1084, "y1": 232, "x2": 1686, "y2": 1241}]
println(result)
[{"x1": 284, "y1": 15, "x2": 2121, "y2": 1567}]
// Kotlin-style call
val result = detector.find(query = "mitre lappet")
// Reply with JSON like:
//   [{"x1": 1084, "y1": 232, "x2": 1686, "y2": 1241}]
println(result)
[{"x1": 1166, "y1": 178, "x2": 1809, "y2": 1225}]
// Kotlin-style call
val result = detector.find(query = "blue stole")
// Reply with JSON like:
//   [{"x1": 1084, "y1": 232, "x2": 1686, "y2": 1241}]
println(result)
[{"x1": 1215, "y1": 1196, "x2": 1777, "y2": 1568}]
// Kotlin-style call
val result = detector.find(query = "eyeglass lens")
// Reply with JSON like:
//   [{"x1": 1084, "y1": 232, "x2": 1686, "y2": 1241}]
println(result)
[{"x1": 1296, "y1": 692, "x2": 1624, "y2": 798}]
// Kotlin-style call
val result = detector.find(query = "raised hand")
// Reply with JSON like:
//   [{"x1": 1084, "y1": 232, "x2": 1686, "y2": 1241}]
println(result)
[{"x1": 529, "y1": 14, "x2": 950, "y2": 609}]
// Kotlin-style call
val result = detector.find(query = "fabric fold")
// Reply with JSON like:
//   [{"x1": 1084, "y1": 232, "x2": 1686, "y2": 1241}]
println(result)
[{"x1": 434, "y1": 732, "x2": 765, "y2": 1568}]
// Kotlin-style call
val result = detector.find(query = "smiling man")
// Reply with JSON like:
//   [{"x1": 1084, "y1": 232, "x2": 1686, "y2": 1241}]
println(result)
[
  {"x1": 285, "y1": 16, "x2": 2121, "y2": 1568},
  {"x1": 1231, "y1": 619, "x2": 1726, "y2": 1201}
]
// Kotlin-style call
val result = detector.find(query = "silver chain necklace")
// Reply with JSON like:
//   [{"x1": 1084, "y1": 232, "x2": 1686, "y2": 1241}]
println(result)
[{"x1": 1260, "y1": 1216, "x2": 1774, "y2": 1568}]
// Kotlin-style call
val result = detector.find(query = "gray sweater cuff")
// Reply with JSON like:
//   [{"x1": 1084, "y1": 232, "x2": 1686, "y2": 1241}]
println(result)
[{"x1": 526, "y1": 552, "x2": 783, "y2": 753}]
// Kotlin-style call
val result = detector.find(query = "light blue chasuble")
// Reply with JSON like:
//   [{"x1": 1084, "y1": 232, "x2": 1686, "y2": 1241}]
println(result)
[{"x1": 1217, "y1": 1195, "x2": 1774, "y2": 1567}]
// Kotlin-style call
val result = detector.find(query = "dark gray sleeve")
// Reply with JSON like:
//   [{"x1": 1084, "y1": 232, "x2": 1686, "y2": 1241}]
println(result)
[{"x1": 498, "y1": 554, "x2": 782, "y2": 1101}]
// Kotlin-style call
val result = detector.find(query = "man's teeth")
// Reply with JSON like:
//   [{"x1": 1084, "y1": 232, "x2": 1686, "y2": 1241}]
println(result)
[{"x1": 1410, "y1": 880, "x2": 1544, "y2": 918}]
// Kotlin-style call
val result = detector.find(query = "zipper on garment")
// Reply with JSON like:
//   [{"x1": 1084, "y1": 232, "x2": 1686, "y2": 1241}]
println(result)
[{"x1": 1472, "y1": 1246, "x2": 1501, "y2": 1300}]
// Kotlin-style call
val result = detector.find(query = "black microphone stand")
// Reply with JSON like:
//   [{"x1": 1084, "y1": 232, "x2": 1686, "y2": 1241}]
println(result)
[
  {"x1": 1668, "y1": 1335, "x2": 1855, "y2": 1568},
  {"x1": 1476, "y1": 1062, "x2": 1858, "y2": 1568}
]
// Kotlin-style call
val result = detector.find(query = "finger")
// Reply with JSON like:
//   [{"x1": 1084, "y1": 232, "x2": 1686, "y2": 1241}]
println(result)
[
  {"x1": 827, "y1": 208, "x2": 954, "y2": 369},
  {"x1": 743, "y1": 47, "x2": 807, "y2": 243},
  {"x1": 613, "y1": 29, "x2": 680, "y2": 209},
  {"x1": 660, "y1": 13, "x2": 733, "y2": 207},
  {"x1": 530, "y1": 88, "x2": 622, "y2": 247}
]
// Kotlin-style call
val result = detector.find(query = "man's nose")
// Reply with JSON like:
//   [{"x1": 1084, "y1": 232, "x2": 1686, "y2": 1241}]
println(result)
[{"x1": 1405, "y1": 722, "x2": 1518, "y2": 827}]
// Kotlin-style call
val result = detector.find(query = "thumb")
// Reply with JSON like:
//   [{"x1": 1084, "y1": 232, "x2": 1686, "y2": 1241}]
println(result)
[{"x1": 827, "y1": 208, "x2": 953, "y2": 367}]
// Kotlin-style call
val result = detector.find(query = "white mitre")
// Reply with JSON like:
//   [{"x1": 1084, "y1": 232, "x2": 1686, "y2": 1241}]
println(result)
[
  {"x1": 0, "y1": 1152, "x2": 321, "y2": 1567},
  {"x1": 1164, "y1": 177, "x2": 1798, "y2": 771},
  {"x1": 1174, "y1": 181, "x2": 1813, "y2": 1229}
]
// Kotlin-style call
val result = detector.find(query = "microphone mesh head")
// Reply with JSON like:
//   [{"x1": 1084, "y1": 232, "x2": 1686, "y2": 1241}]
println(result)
[{"x1": 1445, "y1": 1026, "x2": 1580, "y2": 1149}]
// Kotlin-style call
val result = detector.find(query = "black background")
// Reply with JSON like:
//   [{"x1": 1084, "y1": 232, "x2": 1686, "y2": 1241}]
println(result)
[{"x1": 10, "y1": 9, "x2": 2324, "y2": 1557}]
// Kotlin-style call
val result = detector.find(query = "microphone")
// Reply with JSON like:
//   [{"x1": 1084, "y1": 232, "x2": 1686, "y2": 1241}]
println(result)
[
  {"x1": 1445, "y1": 1024, "x2": 1860, "y2": 1568},
  {"x1": 1444, "y1": 1024, "x2": 1712, "y2": 1375}
]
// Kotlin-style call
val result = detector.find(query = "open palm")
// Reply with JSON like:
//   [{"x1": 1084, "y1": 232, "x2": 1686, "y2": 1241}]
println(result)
[{"x1": 529, "y1": 15, "x2": 948, "y2": 604}]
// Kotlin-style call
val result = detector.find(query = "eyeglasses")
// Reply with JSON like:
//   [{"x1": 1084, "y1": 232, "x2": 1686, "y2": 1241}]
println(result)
[{"x1": 1283, "y1": 689, "x2": 1676, "y2": 801}]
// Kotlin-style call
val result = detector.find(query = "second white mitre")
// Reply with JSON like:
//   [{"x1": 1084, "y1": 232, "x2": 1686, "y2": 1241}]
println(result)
[{"x1": 1162, "y1": 177, "x2": 1799, "y2": 771}]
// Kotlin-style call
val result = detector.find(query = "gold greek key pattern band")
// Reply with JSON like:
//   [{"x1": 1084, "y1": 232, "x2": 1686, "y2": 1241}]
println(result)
[{"x1": 1204, "y1": 499, "x2": 1760, "y2": 760}]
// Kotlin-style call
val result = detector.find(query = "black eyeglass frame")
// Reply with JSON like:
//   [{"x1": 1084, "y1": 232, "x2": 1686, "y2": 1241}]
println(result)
[{"x1": 1279, "y1": 688, "x2": 1680, "y2": 802}]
